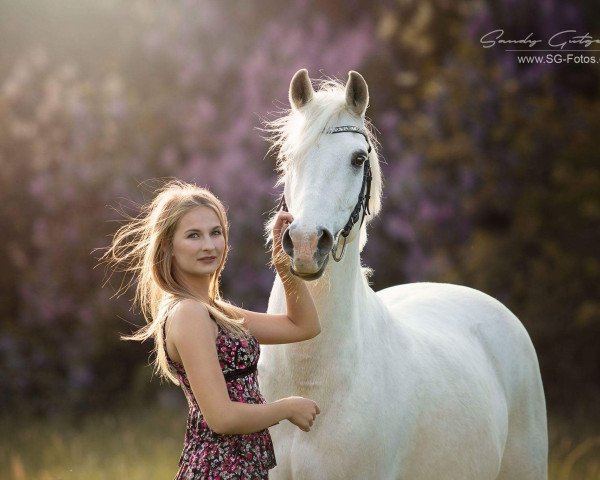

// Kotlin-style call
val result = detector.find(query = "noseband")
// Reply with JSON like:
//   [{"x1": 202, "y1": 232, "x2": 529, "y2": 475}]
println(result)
[{"x1": 277, "y1": 125, "x2": 373, "y2": 263}]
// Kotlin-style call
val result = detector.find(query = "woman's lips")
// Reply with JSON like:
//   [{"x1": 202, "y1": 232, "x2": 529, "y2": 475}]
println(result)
[{"x1": 198, "y1": 256, "x2": 216, "y2": 263}]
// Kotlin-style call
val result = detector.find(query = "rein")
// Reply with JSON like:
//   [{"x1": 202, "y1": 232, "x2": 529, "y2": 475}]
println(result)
[{"x1": 277, "y1": 125, "x2": 373, "y2": 263}]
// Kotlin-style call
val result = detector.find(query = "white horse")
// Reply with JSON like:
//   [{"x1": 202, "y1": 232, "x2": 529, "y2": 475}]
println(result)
[{"x1": 258, "y1": 69, "x2": 548, "y2": 480}]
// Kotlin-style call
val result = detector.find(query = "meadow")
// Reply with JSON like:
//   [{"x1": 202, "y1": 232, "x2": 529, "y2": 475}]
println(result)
[
  {"x1": 1, "y1": 407, "x2": 598, "y2": 480},
  {"x1": 1, "y1": 406, "x2": 184, "y2": 480}
]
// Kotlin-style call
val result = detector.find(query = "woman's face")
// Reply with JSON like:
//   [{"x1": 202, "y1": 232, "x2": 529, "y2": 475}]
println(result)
[{"x1": 171, "y1": 206, "x2": 226, "y2": 281}]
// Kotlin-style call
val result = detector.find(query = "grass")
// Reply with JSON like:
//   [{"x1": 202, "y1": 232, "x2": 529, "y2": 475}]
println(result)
[
  {"x1": 548, "y1": 415, "x2": 600, "y2": 480},
  {"x1": 0, "y1": 406, "x2": 185, "y2": 480},
  {"x1": 1, "y1": 407, "x2": 598, "y2": 479}
]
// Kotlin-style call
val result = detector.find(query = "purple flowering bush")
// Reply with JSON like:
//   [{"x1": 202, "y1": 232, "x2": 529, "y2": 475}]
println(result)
[
  {"x1": 0, "y1": 0, "x2": 598, "y2": 415},
  {"x1": 0, "y1": 0, "x2": 376, "y2": 414}
]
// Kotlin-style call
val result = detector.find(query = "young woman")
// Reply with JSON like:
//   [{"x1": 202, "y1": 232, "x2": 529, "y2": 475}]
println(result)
[{"x1": 104, "y1": 180, "x2": 321, "y2": 479}]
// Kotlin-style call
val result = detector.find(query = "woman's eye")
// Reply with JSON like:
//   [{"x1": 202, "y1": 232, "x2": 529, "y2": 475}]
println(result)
[
  {"x1": 188, "y1": 233, "x2": 199, "y2": 238},
  {"x1": 212, "y1": 230, "x2": 222, "y2": 236},
  {"x1": 351, "y1": 153, "x2": 367, "y2": 167}
]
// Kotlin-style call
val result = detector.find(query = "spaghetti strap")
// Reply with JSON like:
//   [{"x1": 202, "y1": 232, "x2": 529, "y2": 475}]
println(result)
[{"x1": 162, "y1": 319, "x2": 180, "y2": 367}]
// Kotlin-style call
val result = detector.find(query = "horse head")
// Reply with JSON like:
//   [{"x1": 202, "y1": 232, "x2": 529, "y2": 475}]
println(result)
[{"x1": 267, "y1": 69, "x2": 382, "y2": 280}]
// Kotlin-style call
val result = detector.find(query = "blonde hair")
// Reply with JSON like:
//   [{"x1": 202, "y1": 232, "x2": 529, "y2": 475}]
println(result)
[{"x1": 102, "y1": 179, "x2": 247, "y2": 384}]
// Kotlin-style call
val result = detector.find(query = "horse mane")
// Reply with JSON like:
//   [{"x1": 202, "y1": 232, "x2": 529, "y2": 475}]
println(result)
[{"x1": 261, "y1": 76, "x2": 383, "y2": 271}]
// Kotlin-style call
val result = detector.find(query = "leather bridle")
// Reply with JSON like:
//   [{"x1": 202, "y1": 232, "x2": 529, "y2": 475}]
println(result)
[{"x1": 277, "y1": 125, "x2": 373, "y2": 263}]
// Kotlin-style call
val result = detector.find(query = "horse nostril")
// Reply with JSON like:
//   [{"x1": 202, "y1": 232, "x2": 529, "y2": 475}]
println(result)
[
  {"x1": 282, "y1": 225, "x2": 294, "y2": 257},
  {"x1": 316, "y1": 227, "x2": 333, "y2": 255}
]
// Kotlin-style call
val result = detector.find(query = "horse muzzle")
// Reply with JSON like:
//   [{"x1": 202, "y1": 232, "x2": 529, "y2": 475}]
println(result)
[{"x1": 282, "y1": 225, "x2": 333, "y2": 280}]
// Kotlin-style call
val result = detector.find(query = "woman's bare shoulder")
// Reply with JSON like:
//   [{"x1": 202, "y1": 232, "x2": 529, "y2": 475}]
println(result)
[{"x1": 167, "y1": 299, "x2": 217, "y2": 340}]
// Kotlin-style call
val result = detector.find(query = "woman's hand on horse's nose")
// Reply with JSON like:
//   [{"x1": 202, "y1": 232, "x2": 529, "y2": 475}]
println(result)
[
  {"x1": 273, "y1": 211, "x2": 294, "y2": 238},
  {"x1": 271, "y1": 211, "x2": 293, "y2": 271},
  {"x1": 276, "y1": 210, "x2": 294, "y2": 227}
]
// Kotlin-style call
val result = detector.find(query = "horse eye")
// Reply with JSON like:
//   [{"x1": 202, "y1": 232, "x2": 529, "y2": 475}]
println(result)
[{"x1": 351, "y1": 152, "x2": 367, "y2": 167}]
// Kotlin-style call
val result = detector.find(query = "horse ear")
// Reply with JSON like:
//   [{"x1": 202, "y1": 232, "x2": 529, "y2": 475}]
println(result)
[
  {"x1": 345, "y1": 71, "x2": 369, "y2": 117},
  {"x1": 289, "y1": 69, "x2": 314, "y2": 110}
]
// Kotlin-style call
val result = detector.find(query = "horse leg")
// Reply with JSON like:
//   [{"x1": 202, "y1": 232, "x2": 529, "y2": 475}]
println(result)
[{"x1": 496, "y1": 380, "x2": 548, "y2": 479}]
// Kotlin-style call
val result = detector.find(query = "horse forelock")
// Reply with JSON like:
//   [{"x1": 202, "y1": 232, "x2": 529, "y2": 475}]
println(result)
[{"x1": 262, "y1": 76, "x2": 383, "y2": 250}]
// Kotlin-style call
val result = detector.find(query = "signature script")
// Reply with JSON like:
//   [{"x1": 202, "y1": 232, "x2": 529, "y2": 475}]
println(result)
[{"x1": 480, "y1": 29, "x2": 600, "y2": 49}]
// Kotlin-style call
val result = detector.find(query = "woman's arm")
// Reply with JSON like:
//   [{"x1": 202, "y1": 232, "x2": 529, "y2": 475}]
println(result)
[
  {"x1": 168, "y1": 300, "x2": 319, "y2": 435},
  {"x1": 240, "y1": 211, "x2": 321, "y2": 345}
]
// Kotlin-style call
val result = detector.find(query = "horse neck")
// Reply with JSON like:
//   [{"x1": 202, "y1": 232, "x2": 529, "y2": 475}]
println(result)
[
  {"x1": 305, "y1": 233, "x2": 369, "y2": 344},
  {"x1": 268, "y1": 231, "x2": 372, "y2": 393}
]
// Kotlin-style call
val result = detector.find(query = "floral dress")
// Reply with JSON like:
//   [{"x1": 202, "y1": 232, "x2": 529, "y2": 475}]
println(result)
[{"x1": 164, "y1": 319, "x2": 277, "y2": 479}]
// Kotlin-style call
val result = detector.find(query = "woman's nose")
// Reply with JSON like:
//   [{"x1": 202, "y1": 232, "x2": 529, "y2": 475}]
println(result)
[{"x1": 200, "y1": 237, "x2": 216, "y2": 250}]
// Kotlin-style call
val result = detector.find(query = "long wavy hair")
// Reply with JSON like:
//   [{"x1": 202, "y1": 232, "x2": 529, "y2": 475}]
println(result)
[{"x1": 102, "y1": 179, "x2": 247, "y2": 384}]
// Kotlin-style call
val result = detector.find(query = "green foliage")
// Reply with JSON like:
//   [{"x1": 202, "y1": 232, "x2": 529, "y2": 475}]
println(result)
[{"x1": 366, "y1": 0, "x2": 600, "y2": 414}]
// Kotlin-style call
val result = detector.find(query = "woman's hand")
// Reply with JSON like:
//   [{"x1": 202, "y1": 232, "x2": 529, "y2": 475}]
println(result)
[
  {"x1": 283, "y1": 396, "x2": 321, "y2": 432},
  {"x1": 271, "y1": 210, "x2": 293, "y2": 275}
]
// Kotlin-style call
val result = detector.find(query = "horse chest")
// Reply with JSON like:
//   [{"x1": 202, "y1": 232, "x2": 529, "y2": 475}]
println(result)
[
  {"x1": 271, "y1": 397, "x2": 397, "y2": 480},
  {"x1": 262, "y1": 340, "x2": 361, "y2": 400}
]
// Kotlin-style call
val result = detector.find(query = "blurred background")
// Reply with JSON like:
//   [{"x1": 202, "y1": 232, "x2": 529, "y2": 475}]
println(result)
[{"x1": 1, "y1": 0, "x2": 598, "y2": 478}]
